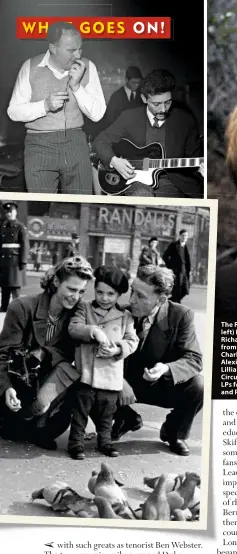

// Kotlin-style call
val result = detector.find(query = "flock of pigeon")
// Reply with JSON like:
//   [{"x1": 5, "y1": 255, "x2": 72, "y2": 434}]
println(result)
[{"x1": 31, "y1": 462, "x2": 201, "y2": 521}]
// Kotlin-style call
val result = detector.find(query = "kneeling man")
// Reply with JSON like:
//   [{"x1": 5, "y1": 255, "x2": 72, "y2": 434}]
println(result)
[{"x1": 112, "y1": 265, "x2": 203, "y2": 456}]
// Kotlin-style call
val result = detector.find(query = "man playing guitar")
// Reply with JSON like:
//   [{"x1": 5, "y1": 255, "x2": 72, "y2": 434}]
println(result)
[{"x1": 94, "y1": 69, "x2": 204, "y2": 198}]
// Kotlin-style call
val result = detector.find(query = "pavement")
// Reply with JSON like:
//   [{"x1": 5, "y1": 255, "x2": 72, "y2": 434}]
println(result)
[{"x1": 0, "y1": 278, "x2": 205, "y2": 519}]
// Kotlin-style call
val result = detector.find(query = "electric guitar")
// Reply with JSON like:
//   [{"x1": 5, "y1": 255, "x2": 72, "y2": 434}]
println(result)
[{"x1": 98, "y1": 138, "x2": 204, "y2": 195}]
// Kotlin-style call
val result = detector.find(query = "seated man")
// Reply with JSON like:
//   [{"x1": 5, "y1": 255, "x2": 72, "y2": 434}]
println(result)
[
  {"x1": 111, "y1": 264, "x2": 203, "y2": 456},
  {"x1": 94, "y1": 68, "x2": 204, "y2": 198}
]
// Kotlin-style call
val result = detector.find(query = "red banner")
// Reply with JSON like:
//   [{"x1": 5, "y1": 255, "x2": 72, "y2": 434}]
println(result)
[{"x1": 16, "y1": 17, "x2": 172, "y2": 39}]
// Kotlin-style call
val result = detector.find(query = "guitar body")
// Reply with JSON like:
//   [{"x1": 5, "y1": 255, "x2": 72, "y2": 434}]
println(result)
[{"x1": 98, "y1": 139, "x2": 165, "y2": 195}]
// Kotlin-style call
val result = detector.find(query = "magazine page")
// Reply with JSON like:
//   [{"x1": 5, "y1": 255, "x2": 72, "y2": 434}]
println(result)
[{"x1": 0, "y1": 0, "x2": 223, "y2": 552}]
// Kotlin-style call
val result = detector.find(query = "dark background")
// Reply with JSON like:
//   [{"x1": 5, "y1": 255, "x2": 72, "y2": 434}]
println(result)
[{"x1": 0, "y1": 0, "x2": 204, "y2": 147}]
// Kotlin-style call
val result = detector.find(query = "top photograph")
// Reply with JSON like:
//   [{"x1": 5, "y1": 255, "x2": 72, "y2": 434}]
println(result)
[{"x1": 0, "y1": 0, "x2": 204, "y2": 198}]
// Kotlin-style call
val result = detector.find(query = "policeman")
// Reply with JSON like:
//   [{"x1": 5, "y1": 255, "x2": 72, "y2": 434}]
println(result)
[
  {"x1": 63, "y1": 233, "x2": 80, "y2": 259},
  {"x1": 0, "y1": 201, "x2": 29, "y2": 312}
]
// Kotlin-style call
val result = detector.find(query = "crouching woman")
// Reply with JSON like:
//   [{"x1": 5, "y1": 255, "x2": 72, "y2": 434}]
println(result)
[{"x1": 0, "y1": 256, "x2": 93, "y2": 449}]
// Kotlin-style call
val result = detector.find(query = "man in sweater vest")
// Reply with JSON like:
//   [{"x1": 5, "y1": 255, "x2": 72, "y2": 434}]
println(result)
[
  {"x1": 94, "y1": 69, "x2": 204, "y2": 198},
  {"x1": 7, "y1": 22, "x2": 106, "y2": 195}
]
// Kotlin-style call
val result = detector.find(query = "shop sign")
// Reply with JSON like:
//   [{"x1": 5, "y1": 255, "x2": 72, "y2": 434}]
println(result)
[
  {"x1": 96, "y1": 206, "x2": 176, "y2": 236},
  {"x1": 28, "y1": 217, "x2": 80, "y2": 241}
]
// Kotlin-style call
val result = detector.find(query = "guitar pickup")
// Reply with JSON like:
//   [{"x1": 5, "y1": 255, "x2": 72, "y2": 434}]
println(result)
[{"x1": 142, "y1": 157, "x2": 149, "y2": 171}]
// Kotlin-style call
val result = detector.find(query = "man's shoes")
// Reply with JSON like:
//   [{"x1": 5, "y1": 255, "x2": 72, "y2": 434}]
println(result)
[
  {"x1": 98, "y1": 444, "x2": 119, "y2": 457},
  {"x1": 68, "y1": 447, "x2": 85, "y2": 460},
  {"x1": 111, "y1": 414, "x2": 143, "y2": 441},
  {"x1": 160, "y1": 424, "x2": 190, "y2": 456}
]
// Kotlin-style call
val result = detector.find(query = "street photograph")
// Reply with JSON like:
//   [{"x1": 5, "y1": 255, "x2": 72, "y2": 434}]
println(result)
[{"x1": 0, "y1": 197, "x2": 215, "y2": 529}]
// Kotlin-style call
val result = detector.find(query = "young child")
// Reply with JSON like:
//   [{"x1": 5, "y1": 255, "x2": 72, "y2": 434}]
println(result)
[{"x1": 68, "y1": 265, "x2": 139, "y2": 460}]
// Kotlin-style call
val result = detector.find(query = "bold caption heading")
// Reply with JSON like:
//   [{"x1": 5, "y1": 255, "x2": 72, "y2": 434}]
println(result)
[{"x1": 16, "y1": 17, "x2": 172, "y2": 39}]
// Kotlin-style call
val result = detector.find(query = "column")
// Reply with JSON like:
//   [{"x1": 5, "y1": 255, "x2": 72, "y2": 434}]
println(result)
[{"x1": 79, "y1": 204, "x2": 90, "y2": 258}]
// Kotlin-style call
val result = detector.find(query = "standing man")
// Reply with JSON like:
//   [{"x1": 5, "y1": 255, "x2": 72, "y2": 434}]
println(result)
[
  {"x1": 0, "y1": 202, "x2": 28, "y2": 312},
  {"x1": 63, "y1": 233, "x2": 80, "y2": 259},
  {"x1": 111, "y1": 265, "x2": 203, "y2": 456},
  {"x1": 98, "y1": 66, "x2": 143, "y2": 132},
  {"x1": 163, "y1": 229, "x2": 191, "y2": 303},
  {"x1": 138, "y1": 236, "x2": 164, "y2": 268},
  {"x1": 94, "y1": 69, "x2": 204, "y2": 198},
  {"x1": 7, "y1": 22, "x2": 106, "y2": 195}
]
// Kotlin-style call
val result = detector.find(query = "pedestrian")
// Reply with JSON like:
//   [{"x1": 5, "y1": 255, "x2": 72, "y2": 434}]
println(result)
[
  {"x1": 63, "y1": 234, "x2": 80, "y2": 258},
  {"x1": 138, "y1": 237, "x2": 165, "y2": 268},
  {"x1": 111, "y1": 264, "x2": 203, "y2": 457},
  {"x1": 0, "y1": 256, "x2": 93, "y2": 450},
  {"x1": 0, "y1": 202, "x2": 28, "y2": 312},
  {"x1": 67, "y1": 265, "x2": 139, "y2": 460},
  {"x1": 7, "y1": 22, "x2": 106, "y2": 194},
  {"x1": 34, "y1": 247, "x2": 42, "y2": 272},
  {"x1": 162, "y1": 229, "x2": 191, "y2": 303}
]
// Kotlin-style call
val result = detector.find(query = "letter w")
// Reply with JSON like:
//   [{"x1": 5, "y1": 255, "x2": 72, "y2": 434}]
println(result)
[{"x1": 22, "y1": 21, "x2": 36, "y2": 34}]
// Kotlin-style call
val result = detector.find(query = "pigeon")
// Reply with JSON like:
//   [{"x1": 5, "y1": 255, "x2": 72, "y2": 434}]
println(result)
[
  {"x1": 112, "y1": 501, "x2": 137, "y2": 519},
  {"x1": 166, "y1": 490, "x2": 184, "y2": 513},
  {"x1": 173, "y1": 508, "x2": 192, "y2": 521},
  {"x1": 177, "y1": 472, "x2": 201, "y2": 510},
  {"x1": 93, "y1": 463, "x2": 128, "y2": 505},
  {"x1": 88, "y1": 469, "x2": 124, "y2": 495},
  {"x1": 144, "y1": 473, "x2": 183, "y2": 492},
  {"x1": 94, "y1": 496, "x2": 121, "y2": 519},
  {"x1": 142, "y1": 474, "x2": 171, "y2": 521},
  {"x1": 31, "y1": 482, "x2": 88, "y2": 512}
]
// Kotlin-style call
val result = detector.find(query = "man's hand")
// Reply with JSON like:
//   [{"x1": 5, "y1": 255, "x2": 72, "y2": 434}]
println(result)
[
  {"x1": 93, "y1": 327, "x2": 110, "y2": 345},
  {"x1": 5, "y1": 388, "x2": 21, "y2": 412},
  {"x1": 44, "y1": 92, "x2": 69, "y2": 113},
  {"x1": 97, "y1": 341, "x2": 121, "y2": 358},
  {"x1": 111, "y1": 157, "x2": 136, "y2": 181},
  {"x1": 198, "y1": 162, "x2": 204, "y2": 177},
  {"x1": 69, "y1": 60, "x2": 86, "y2": 92},
  {"x1": 143, "y1": 363, "x2": 170, "y2": 383},
  {"x1": 118, "y1": 379, "x2": 136, "y2": 406}
]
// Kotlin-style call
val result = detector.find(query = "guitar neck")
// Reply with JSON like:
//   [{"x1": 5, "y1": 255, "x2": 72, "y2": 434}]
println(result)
[{"x1": 148, "y1": 157, "x2": 203, "y2": 169}]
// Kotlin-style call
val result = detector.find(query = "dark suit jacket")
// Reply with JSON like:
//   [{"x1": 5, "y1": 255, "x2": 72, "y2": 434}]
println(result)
[
  {"x1": 215, "y1": 261, "x2": 237, "y2": 319},
  {"x1": 0, "y1": 292, "x2": 77, "y2": 397},
  {"x1": 93, "y1": 106, "x2": 203, "y2": 197},
  {"x1": 163, "y1": 241, "x2": 191, "y2": 278},
  {"x1": 126, "y1": 300, "x2": 202, "y2": 388}
]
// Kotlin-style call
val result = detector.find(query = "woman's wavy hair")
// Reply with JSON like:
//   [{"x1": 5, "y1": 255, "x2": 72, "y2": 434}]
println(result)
[{"x1": 40, "y1": 256, "x2": 93, "y2": 294}]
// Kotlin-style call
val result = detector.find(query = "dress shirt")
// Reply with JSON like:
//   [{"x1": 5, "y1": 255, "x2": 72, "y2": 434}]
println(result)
[
  {"x1": 147, "y1": 107, "x2": 165, "y2": 128},
  {"x1": 7, "y1": 50, "x2": 106, "y2": 124},
  {"x1": 124, "y1": 86, "x2": 136, "y2": 101}
]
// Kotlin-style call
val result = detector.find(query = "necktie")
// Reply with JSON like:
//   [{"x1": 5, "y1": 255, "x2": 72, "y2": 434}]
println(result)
[
  {"x1": 153, "y1": 116, "x2": 160, "y2": 128},
  {"x1": 137, "y1": 316, "x2": 152, "y2": 349},
  {"x1": 130, "y1": 92, "x2": 136, "y2": 103}
]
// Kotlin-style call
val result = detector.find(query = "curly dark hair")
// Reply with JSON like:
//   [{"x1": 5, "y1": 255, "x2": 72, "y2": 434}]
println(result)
[
  {"x1": 137, "y1": 265, "x2": 174, "y2": 296},
  {"x1": 40, "y1": 256, "x2": 93, "y2": 294},
  {"x1": 141, "y1": 69, "x2": 176, "y2": 98}
]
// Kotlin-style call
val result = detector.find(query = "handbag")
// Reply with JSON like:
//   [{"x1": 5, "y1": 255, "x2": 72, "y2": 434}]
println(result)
[{"x1": 7, "y1": 347, "x2": 41, "y2": 405}]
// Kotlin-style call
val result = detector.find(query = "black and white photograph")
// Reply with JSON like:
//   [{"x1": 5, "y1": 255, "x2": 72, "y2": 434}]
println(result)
[
  {"x1": 0, "y1": 0, "x2": 204, "y2": 198},
  {"x1": 0, "y1": 195, "x2": 216, "y2": 529}
]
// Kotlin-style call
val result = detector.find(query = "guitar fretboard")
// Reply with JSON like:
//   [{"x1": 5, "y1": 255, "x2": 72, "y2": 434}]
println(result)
[
  {"x1": 129, "y1": 157, "x2": 204, "y2": 170},
  {"x1": 149, "y1": 157, "x2": 204, "y2": 169}
]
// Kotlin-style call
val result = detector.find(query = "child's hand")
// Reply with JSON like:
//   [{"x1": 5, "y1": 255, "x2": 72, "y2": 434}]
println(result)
[
  {"x1": 97, "y1": 341, "x2": 121, "y2": 358},
  {"x1": 93, "y1": 328, "x2": 110, "y2": 345}
]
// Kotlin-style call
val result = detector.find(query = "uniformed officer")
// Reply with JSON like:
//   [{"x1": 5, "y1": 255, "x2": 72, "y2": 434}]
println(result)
[
  {"x1": 0, "y1": 202, "x2": 29, "y2": 312},
  {"x1": 63, "y1": 233, "x2": 80, "y2": 259}
]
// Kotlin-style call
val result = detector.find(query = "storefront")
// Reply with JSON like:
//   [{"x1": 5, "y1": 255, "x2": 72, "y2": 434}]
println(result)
[
  {"x1": 78, "y1": 204, "x2": 209, "y2": 275},
  {"x1": 27, "y1": 215, "x2": 80, "y2": 269}
]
